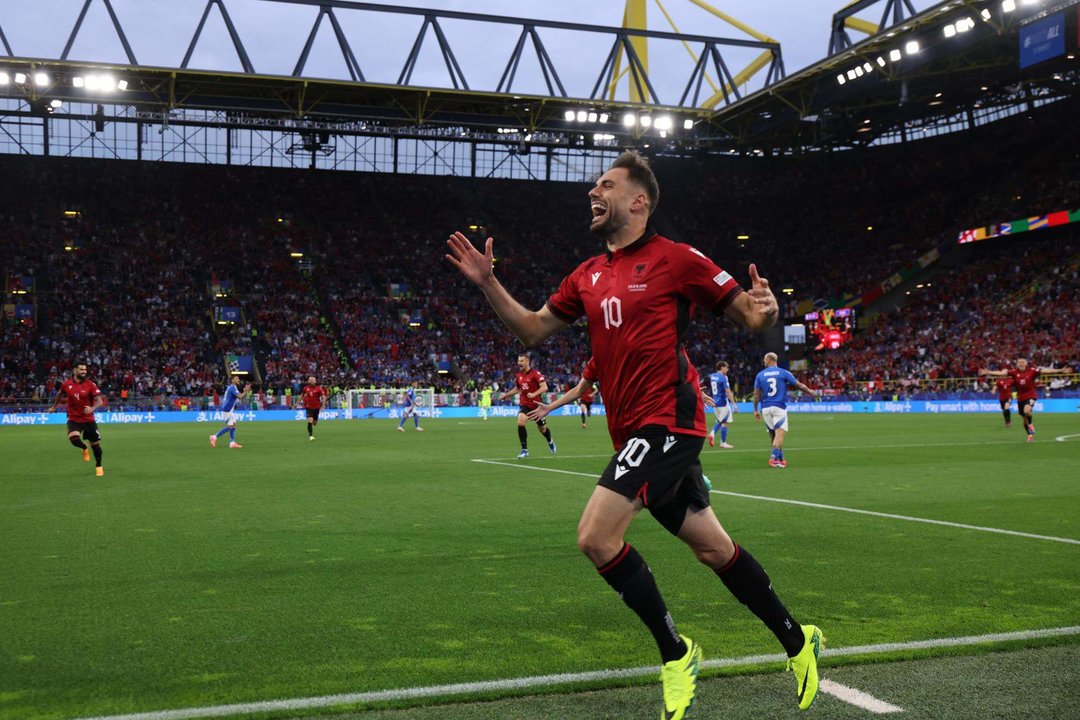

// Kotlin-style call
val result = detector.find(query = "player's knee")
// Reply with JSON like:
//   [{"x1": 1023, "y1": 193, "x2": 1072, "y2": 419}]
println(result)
[
  {"x1": 691, "y1": 542, "x2": 735, "y2": 569},
  {"x1": 577, "y1": 527, "x2": 620, "y2": 565}
]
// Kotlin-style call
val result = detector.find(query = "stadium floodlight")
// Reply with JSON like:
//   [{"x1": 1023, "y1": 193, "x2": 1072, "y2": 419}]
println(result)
[
  {"x1": 855, "y1": 66, "x2": 864, "y2": 77},
  {"x1": 14, "y1": 72, "x2": 27, "y2": 84},
  {"x1": 622, "y1": 113, "x2": 636, "y2": 127},
  {"x1": 85, "y1": 74, "x2": 100, "y2": 90},
  {"x1": 944, "y1": 24, "x2": 957, "y2": 38},
  {"x1": 876, "y1": 56, "x2": 887, "y2": 67},
  {"x1": 50, "y1": 99, "x2": 62, "y2": 109},
  {"x1": 100, "y1": 75, "x2": 117, "y2": 91},
  {"x1": 847, "y1": 69, "x2": 858, "y2": 80},
  {"x1": 117, "y1": 79, "x2": 128, "y2": 91},
  {"x1": 654, "y1": 116, "x2": 673, "y2": 131},
  {"x1": 1002, "y1": 0, "x2": 1015, "y2": 11},
  {"x1": 1020, "y1": 0, "x2": 1039, "y2": 5},
  {"x1": 598, "y1": 113, "x2": 609, "y2": 123},
  {"x1": 981, "y1": 9, "x2": 992, "y2": 21},
  {"x1": 564, "y1": 110, "x2": 575, "y2": 121},
  {"x1": 837, "y1": 74, "x2": 847, "y2": 85},
  {"x1": 0, "y1": 73, "x2": 8, "y2": 85},
  {"x1": 658, "y1": 130, "x2": 668, "y2": 139},
  {"x1": 956, "y1": 17, "x2": 973, "y2": 32},
  {"x1": 889, "y1": 49, "x2": 902, "y2": 62},
  {"x1": 905, "y1": 40, "x2": 920, "y2": 55},
  {"x1": 576, "y1": 110, "x2": 587, "y2": 122},
  {"x1": 34, "y1": 72, "x2": 49, "y2": 86},
  {"x1": 639, "y1": 115, "x2": 652, "y2": 128},
  {"x1": 73, "y1": 76, "x2": 85, "y2": 88},
  {"x1": 863, "y1": 62, "x2": 873, "y2": 73},
  {"x1": 683, "y1": 119, "x2": 694, "y2": 130},
  {"x1": 587, "y1": 112, "x2": 597, "y2": 122}
]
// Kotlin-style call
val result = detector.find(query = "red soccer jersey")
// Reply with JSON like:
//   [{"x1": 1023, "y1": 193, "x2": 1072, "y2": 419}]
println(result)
[
  {"x1": 1007, "y1": 368, "x2": 1040, "y2": 400},
  {"x1": 60, "y1": 379, "x2": 101, "y2": 423},
  {"x1": 547, "y1": 232, "x2": 744, "y2": 449},
  {"x1": 301, "y1": 384, "x2": 326, "y2": 410},
  {"x1": 995, "y1": 377, "x2": 1014, "y2": 402},
  {"x1": 579, "y1": 357, "x2": 598, "y2": 403},
  {"x1": 515, "y1": 368, "x2": 546, "y2": 410}
]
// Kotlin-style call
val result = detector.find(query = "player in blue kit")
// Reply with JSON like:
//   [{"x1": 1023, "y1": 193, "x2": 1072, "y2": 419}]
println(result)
[
  {"x1": 397, "y1": 382, "x2": 424, "y2": 432},
  {"x1": 209, "y1": 375, "x2": 251, "y2": 449},
  {"x1": 706, "y1": 360, "x2": 737, "y2": 449},
  {"x1": 752, "y1": 353, "x2": 818, "y2": 468}
]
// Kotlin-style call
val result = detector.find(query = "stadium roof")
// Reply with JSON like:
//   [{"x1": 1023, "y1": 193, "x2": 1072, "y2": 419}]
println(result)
[{"x1": 0, "y1": 0, "x2": 1076, "y2": 154}]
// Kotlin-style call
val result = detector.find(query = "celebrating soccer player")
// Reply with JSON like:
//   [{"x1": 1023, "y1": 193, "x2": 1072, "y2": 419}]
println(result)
[
  {"x1": 752, "y1": 353, "x2": 819, "y2": 468},
  {"x1": 498, "y1": 354, "x2": 555, "y2": 458},
  {"x1": 447, "y1": 151, "x2": 823, "y2": 717},
  {"x1": 979, "y1": 359, "x2": 1074, "y2": 441},
  {"x1": 302, "y1": 375, "x2": 327, "y2": 441},
  {"x1": 50, "y1": 362, "x2": 106, "y2": 477},
  {"x1": 994, "y1": 375, "x2": 1014, "y2": 428},
  {"x1": 706, "y1": 360, "x2": 737, "y2": 448},
  {"x1": 209, "y1": 375, "x2": 251, "y2": 449}
]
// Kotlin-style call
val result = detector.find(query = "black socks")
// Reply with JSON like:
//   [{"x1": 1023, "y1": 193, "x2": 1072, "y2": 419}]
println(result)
[
  {"x1": 518, "y1": 425, "x2": 528, "y2": 449},
  {"x1": 69, "y1": 437, "x2": 87, "y2": 450},
  {"x1": 91, "y1": 444, "x2": 103, "y2": 468},
  {"x1": 716, "y1": 545, "x2": 804, "y2": 657},
  {"x1": 599, "y1": 544, "x2": 687, "y2": 663}
]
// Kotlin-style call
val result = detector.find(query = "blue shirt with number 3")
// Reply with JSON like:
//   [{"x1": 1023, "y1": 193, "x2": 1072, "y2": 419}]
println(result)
[{"x1": 755, "y1": 368, "x2": 797, "y2": 409}]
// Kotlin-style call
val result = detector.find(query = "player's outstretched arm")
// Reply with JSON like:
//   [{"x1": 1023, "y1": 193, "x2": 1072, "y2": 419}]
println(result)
[
  {"x1": 794, "y1": 382, "x2": 818, "y2": 396},
  {"x1": 723, "y1": 264, "x2": 779, "y2": 331},
  {"x1": 701, "y1": 390, "x2": 716, "y2": 408},
  {"x1": 445, "y1": 232, "x2": 568, "y2": 347},
  {"x1": 528, "y1": 379, "x2": 588, "y2": 421},
  {"x1": 978, "y1": 368, "x2": 1006, "y2": 377}
]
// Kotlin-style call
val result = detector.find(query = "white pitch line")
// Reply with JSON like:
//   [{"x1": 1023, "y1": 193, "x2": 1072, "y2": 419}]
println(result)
[
  {"x1": 71, "y1": 626, "x2": 1080, "y2": 720},
  {"x1": 471, "y1": 459, "x2": 1080, "y2": 545},
  {"x1": 820, "y1": 680, "x2": 904, "y2": 713},
  {"x1": 1055, "y1": 434, "x2": 1080, "y2": 442},
  {"x1": 472, "y1": 438, "x2": 1024, "y2": 462}
]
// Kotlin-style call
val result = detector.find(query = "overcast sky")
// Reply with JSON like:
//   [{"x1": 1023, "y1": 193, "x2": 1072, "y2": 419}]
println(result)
[{"x1": 2, "y1": 0, "x2": 937, "y2": 103}]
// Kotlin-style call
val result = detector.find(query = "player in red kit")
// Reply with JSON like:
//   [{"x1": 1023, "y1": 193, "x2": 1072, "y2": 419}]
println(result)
[
  {"x1": 49, "y1": 362, "x2": 106, "y2": 476},
  {"x1": 301, "y1": 375, "x2": 327, "y2": 441},
  {"x1": 980, "y1": 358, "x2": 1074, "y2": 441},
  {"x1": 498, "y1": 354, "x2": 556, "y2": 458},
  {"x1": 994, "y1": 376, "x2": 1014, "y2": 428},
  {"x1": 528, "y1": 356, "x2": 600, "y2": 427},
  {"x1": 447, "y1": 151, "x2": 822, "y2": 717}
]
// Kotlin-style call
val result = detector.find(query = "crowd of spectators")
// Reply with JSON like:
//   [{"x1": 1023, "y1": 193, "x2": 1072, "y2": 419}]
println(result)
[{"x1": 1, "y1": 98, "x2": 1076, "y2": 408}]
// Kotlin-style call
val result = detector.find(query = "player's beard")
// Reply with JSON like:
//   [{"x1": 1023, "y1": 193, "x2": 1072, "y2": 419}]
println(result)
[{"x1": 590, "y1": 205, "x2": 625, "y2": 240}]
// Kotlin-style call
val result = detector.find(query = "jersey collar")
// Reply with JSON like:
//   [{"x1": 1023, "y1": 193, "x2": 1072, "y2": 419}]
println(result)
[{"x1": 606, "y1": 225, "x2": 657, "y2": 260}]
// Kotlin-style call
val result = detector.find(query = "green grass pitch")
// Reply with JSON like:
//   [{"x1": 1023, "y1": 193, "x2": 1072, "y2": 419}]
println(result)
[{"x1": 1, "y1": 412, "x2": 1078, "y2": 720}]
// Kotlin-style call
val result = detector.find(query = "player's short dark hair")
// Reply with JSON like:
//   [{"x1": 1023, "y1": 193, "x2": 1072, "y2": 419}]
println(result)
[
  {"x1": 717, "y1": 361, "x2": 729, "y2": 370},
  {"x1": 610, "y1": 150, "x2": 659, "y2": 215}
]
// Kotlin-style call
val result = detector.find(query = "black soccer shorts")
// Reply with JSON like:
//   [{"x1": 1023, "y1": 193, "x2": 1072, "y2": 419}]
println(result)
[
  {"x1": 598, "y1": 425, "x2": 710, "y2": 535},
  {"x1": 67, "y1": 420, "x2": 101, "y2": 443},
  {"x1": 306, "y1": 408, "x2": 321, "y2": 421}
]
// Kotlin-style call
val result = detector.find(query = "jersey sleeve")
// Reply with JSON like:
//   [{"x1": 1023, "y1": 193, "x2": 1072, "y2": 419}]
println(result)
[
  {"x1": 669, "y1": 243, "x2": 744, "y2": 314},
  {"x1": 90, "y1": 382, "x2": 102, "y2": 397},
  {"x1": 783, "y1": 370, "x2": 798, "y2": 387},
  {"x1": 753, "y1": 373, "x2": 764, "y2": 394},
  {"x1": 582, "y1": 358, "x2": 599, "y2": 383},
  {"x1": 546, "y1": 263, "x2": 587, "y2": 323},
  {"x1": 535, "y1": 371, "x2": 546, "y2": 384}
]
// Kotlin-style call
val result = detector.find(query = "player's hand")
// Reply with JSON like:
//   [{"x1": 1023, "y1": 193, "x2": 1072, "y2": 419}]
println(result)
[
  {"x1": 753, "y1": 410, "x2": 761, "y2": 421},
  {"x1": 446, "y1": 232, "x2": 495, "y2": 287},
  {"x1": 527, "y1": 403, "x2": 551, "y2": 421},
  {"x1": 703, "y1": 396, "x2": 715, "y2": 408},
  {"x1": 747, "y1": 264, "x2": 778, "y2": 320},
  {"x1": 83, "y1": 405, "x2": 94, "y2": 414}
]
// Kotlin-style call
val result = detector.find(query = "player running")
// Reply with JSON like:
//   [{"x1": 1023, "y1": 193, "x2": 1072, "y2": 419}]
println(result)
[
  {"x1": 301, "y1": 376, "x2": 327, "y2": 441},
  {"x1": 447, "y1": 150, "x2": 823, "y2": 718},
  {"x1": 50, "y1": 362, "x2": 106, "y2": 476},
  {"x1": 753, "y1": 353, "x2": 818, "y2": 468},
  {"x1": 499, "y1": 354, "x2": 556, "y2": 458},
  {"x1": 528, "y1": 357, "x2": 599, "y2": 426},
  {"x1": 994, "y1": 375, "x2": 1014, "y2": 428},
  {"x1": 706, "y1": 360, "x2": 737, "y2": 448},
  {"x1": 979, "y1": 359, "x2": 1074, "y2": 441},
  {"x1": 209, "y1": 375, "x2": 251, "y2": 449},
  {"x1": 396, "y1": 382, "x2": 424, "y2": 432}
]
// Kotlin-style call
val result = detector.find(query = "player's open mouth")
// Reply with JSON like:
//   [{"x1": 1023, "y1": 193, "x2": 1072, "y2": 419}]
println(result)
[{"x1": 590, "y1": 202, "x2": 607, "y2": 218}]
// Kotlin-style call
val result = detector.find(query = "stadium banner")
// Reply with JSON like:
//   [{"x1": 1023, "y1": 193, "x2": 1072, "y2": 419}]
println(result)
[
  {"x1": 3, "y1": 401, "x2": 1078, "y2": 426},
  {"x1": 215, "y1": 306, "x2": 242, "y2": 323},
  {"x1": 958, "y1": 207, "x2": 1079, "y2": 244},
  {"x1": 1019, "y1": 12, "x2": 1065, "y2": 69},
  {"x1": 226, "y1": 354, "x2": 254, "y2": 373}
]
